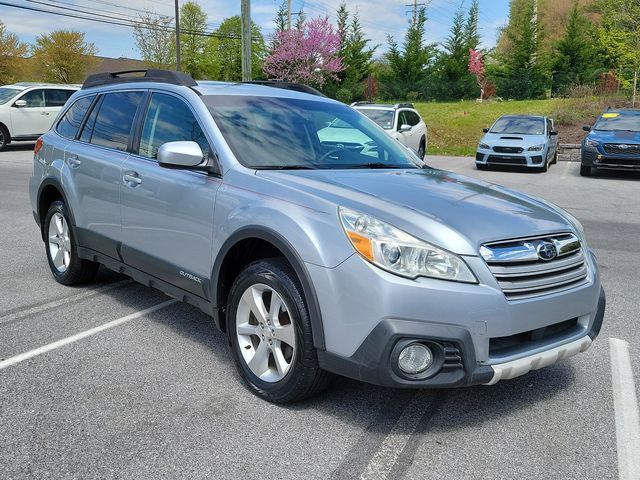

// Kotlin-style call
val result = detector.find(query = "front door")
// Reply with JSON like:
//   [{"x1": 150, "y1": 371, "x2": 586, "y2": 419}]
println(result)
[
  {"x1": 120, "y1": 92, "x2": 220, "y2": 298},
  {"x1": 10, "y1": 89, "x2": 52, "y2": 137}
]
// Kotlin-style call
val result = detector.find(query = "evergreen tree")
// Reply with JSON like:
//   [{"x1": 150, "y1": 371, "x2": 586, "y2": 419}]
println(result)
[
  {"x1": 551, "y1": 2, "x2": 595, "y2": 95},
  {"x1": 274, "y1": 0, "x2": 288, "y2": 34},
  {"x1": 464, "y1": 0, "x2": 480, "y2": 51}
]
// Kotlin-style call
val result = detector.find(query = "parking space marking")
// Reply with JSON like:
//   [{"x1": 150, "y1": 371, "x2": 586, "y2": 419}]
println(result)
[
  {"x1": 609, "y1": 337, "x2": 640, "y2": 480},
  {"x1": 561, "y1": 160, "x2": 572, "y2": 180},
  {"x1": 359, "y1": 392, "x2": 430, "y2": 480},
  {"x1": 0, "y1": 299, "x2": 176, "y2": 370},
  {"x1": 0, "y1": 279, "x2": 133, "y2": 326}
]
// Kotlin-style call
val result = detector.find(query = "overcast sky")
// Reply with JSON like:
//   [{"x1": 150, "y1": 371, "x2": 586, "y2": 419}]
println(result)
[{"x1": 0, "y1": 0, "x2": 509, "y2": 59}]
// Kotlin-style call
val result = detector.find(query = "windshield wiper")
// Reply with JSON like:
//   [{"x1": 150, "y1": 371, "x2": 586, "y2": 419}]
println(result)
[
  {"x1": 255, "y1": 165, "x2": 317, "y2": 170},
  {"x1": 347, "y1": 162, "x2": 410, "y2": 169}
]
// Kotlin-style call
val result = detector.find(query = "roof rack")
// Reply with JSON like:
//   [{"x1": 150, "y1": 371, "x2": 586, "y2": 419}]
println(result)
[
  {"x1": 241, "y1": 81, "x2": 326, "y2": 97},
  {"x1": 82, "y1": 69, "x2": 197, "y2": 89},
  {"x1": 394, "y1": 102, "x2": 414, "y2": 109},
  {"x1": 350, "y1": 101, "x2": 373, "y2": 107}
]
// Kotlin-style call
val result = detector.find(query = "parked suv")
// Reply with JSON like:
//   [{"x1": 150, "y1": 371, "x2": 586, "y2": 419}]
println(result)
[
  {"x1": 351, "y1": 102, "x2": 428, "y2": 158},
  {"x1": 0, "y1": 83, "x2": 79, "y2": 150},
  {"x1": 476, "y1": 114, "x2": 558, "y2": 172},
  {"x1": 30, "y1": 70, "x2": 605, "y2": 403},
  {"x1": 580, "y1": 109, "x2": 640, "y2": 176}
]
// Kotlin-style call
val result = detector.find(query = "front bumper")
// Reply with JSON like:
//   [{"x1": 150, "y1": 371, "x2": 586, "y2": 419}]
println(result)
[
  {"x1": 476, "y1": 149, "x2": 546, "y2": 167},
  {"x1": 312, "y1": 248, "x2": 604, "y2": 389},
  {"x1": 581, "y1": 147, "x2": 640, "y2": 170}
]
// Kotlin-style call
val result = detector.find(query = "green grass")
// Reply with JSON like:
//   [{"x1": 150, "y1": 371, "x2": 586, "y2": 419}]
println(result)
[{"x1": 413, "y1": 98, "x2": 580, "y2": 156}]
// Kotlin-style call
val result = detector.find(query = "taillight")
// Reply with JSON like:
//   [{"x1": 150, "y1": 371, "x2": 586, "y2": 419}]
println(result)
[{"x1": 34, "y1": 137, "x2": 43, "y2": 155}]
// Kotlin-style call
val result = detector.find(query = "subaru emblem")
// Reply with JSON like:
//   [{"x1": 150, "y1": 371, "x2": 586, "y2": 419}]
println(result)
[
  {"x1": 618, "y1": 144, "x2": 629, "y2": 149},
  {"x1": 537, "y1": 241, "x2": 558, "y2": 261}
]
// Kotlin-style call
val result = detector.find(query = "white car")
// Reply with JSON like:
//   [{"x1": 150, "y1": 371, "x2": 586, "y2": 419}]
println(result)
[
  {"x1": 0, "y1": 83, "x2": 79, "y2": 150},
  {"x1": 351, "y1": 102, "x2": 428, "y2": 158}
]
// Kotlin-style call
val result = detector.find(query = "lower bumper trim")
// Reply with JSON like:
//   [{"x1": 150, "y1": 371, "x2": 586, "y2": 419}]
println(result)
[{"x1": 484, "y1": 335, "x2": 592, "y2": 385}]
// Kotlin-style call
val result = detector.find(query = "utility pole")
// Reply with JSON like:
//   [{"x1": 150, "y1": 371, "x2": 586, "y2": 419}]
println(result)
[
  {"x1": 405, "y1": 0, "x2": 425, "y2": 24},
  {"x1": 241, "y1": 0, "x2": 252, "y2": 81},
  {"x1": 287, "y1": 0, "x2": 292, "y2": 30},
  {"x1": 174, "y1": 0, "x2": 181, "y2": 71},
  {"x1": 633, "y1": 70, "x2": 638, "y2": 108}
]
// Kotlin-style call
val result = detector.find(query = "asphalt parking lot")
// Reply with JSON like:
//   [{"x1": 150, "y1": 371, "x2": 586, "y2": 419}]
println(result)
[{"x1": 1, "y1": 144, "x2": 639, "y2": 480}]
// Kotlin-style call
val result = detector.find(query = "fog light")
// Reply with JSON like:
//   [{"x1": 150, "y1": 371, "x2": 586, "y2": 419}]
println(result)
[{"x1": 398, "y1": 343, "x2": 433, "y2": 374}]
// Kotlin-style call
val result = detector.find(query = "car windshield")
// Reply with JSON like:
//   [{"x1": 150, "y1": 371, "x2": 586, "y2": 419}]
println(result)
[
  {"x1": 490, "y1": 116, "x2": 545, "y2": 135},
  {"x1": 357, "y1": 109, "x2": 395, "y2": 130},
  {"x1": 594, "y1": 113, "x2": 640, "y2": 132},
  {"x1": 0, "y1": 87, "x2": 21, "y2": 105},
  {"x1": 204, "y1": 95, "x2": 420, "y2": 170}
]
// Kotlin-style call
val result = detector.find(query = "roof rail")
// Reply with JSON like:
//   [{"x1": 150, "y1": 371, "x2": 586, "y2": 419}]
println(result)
[
  {"x1": 82, "y1": 69, "x2": 197, "y2": 89},
  {"x1": 241, "y1": 80, "x2": 326, "y2": 97},
  {"x1": 394, "y1": 102, "x2": 414, "y2": 109},
  {"x1": 350, "y1": 101, "x2": 373, "y2": 107}
]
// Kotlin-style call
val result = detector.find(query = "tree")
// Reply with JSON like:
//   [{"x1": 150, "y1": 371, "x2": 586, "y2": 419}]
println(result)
[
  {"x1": 380, "y1": 6, "x2": 435, "y2": 99},
  {"x1": 0, "y1": 21, "x2": 28, "y2": 84},
  {"x1": 551, "y1": 2, "x2": 596, "y2": 95},
  {"x1": 32, "y1": 30, "x2": 97, "y2": 83},
  {"x1": 203, "y1": 16, "x2": 266, "y2": 81},
  {"x1": 274, "y1": 0, "x2": 288, "y2": 34},
  {"x1": 468, "y1": 48, "x2": 488, "y2": 101},
  {"x1": 263, "y1": 17, "x2": 343, "y2": 87},
  {"x1": 592, "y1": 0, "x2": 640, "y2": 74},
  {"x1": 464, "y1": 0, "x2": 481, "y2": 52},
  {"x1": 180, "y1": 1, "x2": 208, "y2": 78},
  {"x1": 133, "y1": 11, "x2": 176, "y2": 69},
  {"x1": 493, "y1": 0, "x2": 547, "y2": 99}
]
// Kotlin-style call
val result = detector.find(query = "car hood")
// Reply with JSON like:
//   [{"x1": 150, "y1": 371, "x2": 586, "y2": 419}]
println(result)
[
  {"x1": 481, "y1": 132, "x2": 547, "y2": 148},
  {"x1": 587, "y1": 129, "x2": 640, "y2": 144},
  {"x1": 257, "y1": 168, "x2": 575, "y2": 256}
]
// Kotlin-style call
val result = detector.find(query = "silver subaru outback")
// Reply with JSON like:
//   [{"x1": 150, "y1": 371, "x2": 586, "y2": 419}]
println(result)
[{"x1": 29, "y1": 70, "x2": 605, "y2": 403}]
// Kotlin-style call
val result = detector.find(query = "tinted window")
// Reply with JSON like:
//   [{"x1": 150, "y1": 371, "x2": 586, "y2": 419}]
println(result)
[
  {"x1": 45, "y1": 89, "x2": 74, "y2": 107},
  {"x1": 90, "y1": 91, "x2": 144, "y2": 151},
  {"x1": 205, "y1": 95, "x2": 419, "y2": 169},
  {"x1": 397, "y1": 111, "x2": 408, "y2": 129},
  {"x1": 406, "y1": 111, "x2": 420, "y2": 126},
  {"x1": 20, "y1": 89, "x2": 45, "y2": 107},
  {"x1": 490, "y1": 116, "x2": 545, "y2": 135},
  {"x1": 79, "y1": 96, "x2": 103, "y2": 143},
  {"x1": 56, "y1": 95, "x2": 95, "y2": 139},
  {"x1": 139, "y1": 93, "x2": 210, "y2": 159}
]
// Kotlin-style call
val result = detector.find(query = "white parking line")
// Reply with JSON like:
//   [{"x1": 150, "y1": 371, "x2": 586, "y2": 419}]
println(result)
[
  {"x1": 0, "y1": 299, "x2": 176, "y2": 370},
  {"x1": 0, "y1": 279, "x2": 133, "y2": 325},
  {"x1": 360, "y1": 392, "x2": 428, "y2": 480},
  {"x1": 561, "y1": 159, "x2": 572, "y2": 180},
  {"x1": 609, "y1": 337, "x2": 640, "y2": 480}
]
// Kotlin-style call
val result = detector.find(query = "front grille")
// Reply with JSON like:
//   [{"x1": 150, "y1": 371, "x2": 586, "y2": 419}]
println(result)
[
  {"x1": 603, "y1": 143, "x2": 640, "y2": 155},
  {"x1": 480, "y1": 233, "x2": 589, "y2": 300},
  {"x1": 493, "y1": 146, "x2": 523, "y2": 154},
  {"x1": 599, "y1": 157, "x2": 640, "y2": 166},
  {"x1": 487, "y1": 155, "x2": 526, "y2": 165},
  {"x1": 489, "y1": 318, "x2": 581, "y2": 359}
]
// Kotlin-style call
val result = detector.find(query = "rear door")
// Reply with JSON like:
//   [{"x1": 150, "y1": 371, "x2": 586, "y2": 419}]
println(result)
[
  {"x1": 120, "y1": 91, "x2": 220, "y2": 298},
  {"x1": 547, "y1": 118, "x2": 558, "y2": 159},
  {"x1": 65, "y1": 90, "x2": 146, "y2": 258},
  {"x1": 10, "y1": 89, "x2": 51, "y2": 137}
]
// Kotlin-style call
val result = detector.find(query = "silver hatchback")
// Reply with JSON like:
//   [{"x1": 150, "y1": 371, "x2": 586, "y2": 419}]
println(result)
[{"x1": 30, "y1": 70, "x2": 605, "y2": 403}]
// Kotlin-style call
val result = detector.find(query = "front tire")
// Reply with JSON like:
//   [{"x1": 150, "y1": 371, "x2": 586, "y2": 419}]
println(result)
[
  {"x1": 0, "y1": 125, "x2": 9, "y2": 151},
  {"x1": 44, "y1": 200, "x2": 99, "y2": 285},
  {"x1": 417, "y1": 138, "x2": 425, "y2": 159},
  {"x1": 226, "y1": 258, "x2": 331, "y2": 403},
  {"x1": 580, "y1": 165, "x2": 593, "y2": 177}
]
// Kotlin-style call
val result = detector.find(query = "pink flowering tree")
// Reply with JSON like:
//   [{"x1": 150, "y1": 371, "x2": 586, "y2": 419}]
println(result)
[
  {"x1": 263, "y1": 17, "x2": 343, "y2": 87},
  {"x1": 468, "y1": 48, "x2": 486, "y2": 102}
]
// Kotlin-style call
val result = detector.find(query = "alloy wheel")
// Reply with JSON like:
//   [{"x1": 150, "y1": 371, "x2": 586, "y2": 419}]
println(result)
[
  {"x1": 235, "y1": 283, "x2": 296, "y2": 383},
  {"x1": 48, "y1": 212, "x2": 71, "y2": 273}
]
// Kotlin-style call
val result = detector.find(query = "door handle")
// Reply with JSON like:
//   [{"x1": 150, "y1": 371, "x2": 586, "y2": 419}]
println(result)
[
  {"x1": 123, "y1": 172, "x2": 142, "y2": 186},
  {"x1": 41, "y1": 112, "x2": 50, "y2": 116},
  {"x1": 67, "y1": 156, "x2": 81, "y2": 168}
]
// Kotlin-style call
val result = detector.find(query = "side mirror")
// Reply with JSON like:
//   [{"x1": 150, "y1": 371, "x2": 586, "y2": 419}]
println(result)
[
  {"x1": 549, "y1": 130, "x2": 558, "y2": 136},
  {"x1": 158, "y1": 141, "x2": 204, "y2": 168},
  {"x1": 13, "y1": 99, "x2": 27, "y2": 108},
  {"x1": 399, "y1": 124, "x2": 412, "y2": 133},
  {"x1": 582, "y1": 125, "x2": 592, "y2": 132},
  {"x1": 482, "y1": 127, "x2": 489, "y2": 133}
]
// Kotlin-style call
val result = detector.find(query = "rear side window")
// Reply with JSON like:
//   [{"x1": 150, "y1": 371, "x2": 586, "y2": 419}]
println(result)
[
  {"x1": 56, "y1": 95, "x2": 95, "y2": 139},
  {"x1": 90, "y1": 91, "x2": 144, "y2": 151},
  {"x1": 138, "y1": 93, "x2": 210, "y2": 159},
  {"x1": 406, "y1": 111, "x2": 421, "y2": 126},
  {"x1": 45, "y1": 89, "x2": 75, "y2": 107},
  {"x1": 79, "y1": 96, "x2": 103, "y2": 143}
]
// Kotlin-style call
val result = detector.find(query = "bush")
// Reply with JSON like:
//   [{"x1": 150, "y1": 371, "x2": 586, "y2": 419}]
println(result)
[
  {"x1": 407, "y1": 91, "x2": 421, "y2": 102},
  {"x1": 335, "y1": 88, "x2": 353, "y2": 104}
]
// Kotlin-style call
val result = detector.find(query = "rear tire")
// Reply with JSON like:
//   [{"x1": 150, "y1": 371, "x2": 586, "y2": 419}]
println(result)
[
  {"x1": 226, "y1": 258, "x2": 332, "y2": 403},
  {"x1": 579, "y1": 165, "x2": 592, "y2": 177},
  {"x1": 417, "y1": 138, "x2": 425, "y2": 159},
  {"x1": 551, "y1": 150, "x2": 558, "y2": 164},
  {"x1": 0, "y1": 125, "x2": 9, "y2": 151},
  {"x1": 44, "y1": 201, "x2": 99, "y2": 285}
]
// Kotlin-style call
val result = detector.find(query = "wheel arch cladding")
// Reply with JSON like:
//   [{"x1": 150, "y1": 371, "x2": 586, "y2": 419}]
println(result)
[
  {"x1": 212, "y1": 227, "x2": 326, "y2": 350},
  {"x1": 37, "y1": 180, "x2": 71, "y2": 240}
]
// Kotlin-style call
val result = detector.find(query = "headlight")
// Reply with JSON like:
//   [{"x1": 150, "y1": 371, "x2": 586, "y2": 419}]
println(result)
[
  {"x1": 338, "y1": 207, "x2": 477, "y2": 283},
  {"x1": 585, "y1": 139, "x2": 599, "y2": 148},
  {"x1": 527, "y1": 144, "x2": 545, "y2": 151},
  {"x1": 478, "y1": 143, "x2": 490, "y2": 150}
]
